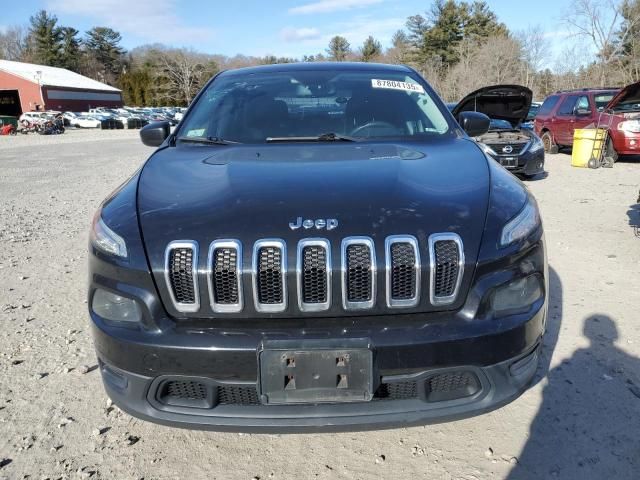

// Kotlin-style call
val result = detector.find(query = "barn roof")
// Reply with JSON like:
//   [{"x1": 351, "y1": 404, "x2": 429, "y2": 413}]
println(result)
[{"x1": 0, "y1": 60, "x2": 121, "y2": 92}]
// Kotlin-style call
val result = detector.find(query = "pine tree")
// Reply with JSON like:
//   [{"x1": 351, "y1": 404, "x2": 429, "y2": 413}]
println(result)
[
  {"x1": 84, "y1": 27, "x2": 125, "y2": 83},
  {"x1": 360, "y1": 36, "x2": 382, "y2": 62},
  {"x1": 59, "y1": 27, "x2": 81, "y2": 72},
  {"x1": 326, "y1": 36, "x2": 351, "y2": 61},
  {"x1": 28, "y1": 10, "x2": 62, "y2": 66}
]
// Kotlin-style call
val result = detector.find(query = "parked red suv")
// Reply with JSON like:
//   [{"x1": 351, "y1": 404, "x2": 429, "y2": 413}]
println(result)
[{"x1": 534, "y1": 83, "x2": 640, "y2": 159}]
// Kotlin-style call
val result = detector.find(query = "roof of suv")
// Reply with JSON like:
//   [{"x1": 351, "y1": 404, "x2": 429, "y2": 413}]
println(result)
[
  {"x1": 221, "y1": 62, "x2": 414, "y2": 77},
  {"x1": 552, "y1": 87, "x2": 619, "y2": 95}
]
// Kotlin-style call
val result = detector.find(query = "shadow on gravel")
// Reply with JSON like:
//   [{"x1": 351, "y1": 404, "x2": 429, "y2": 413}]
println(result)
[
  {"x1": 628, "y1": 197, "x2": 640, "y2": 237},
  {"x1": 507, "y1": 268, "x2": 640, "y2": 479}
]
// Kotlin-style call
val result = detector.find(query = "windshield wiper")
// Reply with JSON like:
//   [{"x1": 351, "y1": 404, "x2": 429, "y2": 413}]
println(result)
[
  {"x1": 266, "y1": 132, "x2": 358, "y2": 143},
  {"x1": 177, "y1": 136, "x2": 241, "y2": 145}
]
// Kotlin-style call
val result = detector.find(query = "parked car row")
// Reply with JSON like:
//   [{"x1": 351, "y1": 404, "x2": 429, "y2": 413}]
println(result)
[{"x1": 16, "y1": 106, "x2": 187, "y2": 132}]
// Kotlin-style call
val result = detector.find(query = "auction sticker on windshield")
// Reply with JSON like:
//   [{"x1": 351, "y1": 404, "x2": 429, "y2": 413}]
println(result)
[{"x1": 371, "y1": 79, "x2": 425, "y2": 94}]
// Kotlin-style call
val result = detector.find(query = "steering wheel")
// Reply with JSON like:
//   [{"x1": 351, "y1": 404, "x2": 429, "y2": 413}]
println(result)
[{"x1": 350, "y1": 121, "x2": 397, "y2": 137}]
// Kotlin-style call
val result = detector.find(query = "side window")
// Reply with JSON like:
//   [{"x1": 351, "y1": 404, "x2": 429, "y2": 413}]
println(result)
[
  {"x1": 557, "y1": 96, "x2": 578, "y2": 116},
  {"x1": 573, "y1": 95, "x2": 590, "y2": 115},
  {"x1": 538, "y1": 95, "x2": 560, "y2": 116}
]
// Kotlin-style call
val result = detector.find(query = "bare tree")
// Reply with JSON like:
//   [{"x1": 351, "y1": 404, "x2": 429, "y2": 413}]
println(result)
[
  {"x1": 565, "y1": 0, "x2": 640, "y2": 84},
  {"x1": 0, "y1": 26, "x2": 28, "y2": 61},
  {"x1": 156, "y1": 48, "x2": 217, "y2": 105},
  {"x1": 517, "y1": 26, "x2": 550, "y2": 89}
]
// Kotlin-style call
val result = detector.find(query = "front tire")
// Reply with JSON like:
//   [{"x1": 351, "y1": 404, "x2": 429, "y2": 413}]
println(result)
[
  {"x1": 603, "y1": 135, "x2": 618, "y2": 167},
  {"x1": 541, "y1": 131, "x2": 558, "y2": 154}
]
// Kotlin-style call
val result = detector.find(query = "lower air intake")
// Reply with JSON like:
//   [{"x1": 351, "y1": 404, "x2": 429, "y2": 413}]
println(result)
[
  {"x1": 217, "y1": 385, "x2": 261, "y2": 405},
  {"x1": 375, "y1": 381, "x2": 418, "y2": 400},
  {"x1": 425, "y1": 371, "x2": 480, "y2": 402}
]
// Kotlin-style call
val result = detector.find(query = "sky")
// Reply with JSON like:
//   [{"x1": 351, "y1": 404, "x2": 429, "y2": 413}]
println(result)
[{"x1": 0, "y1": 0, "x2": 579, "y2": 61}]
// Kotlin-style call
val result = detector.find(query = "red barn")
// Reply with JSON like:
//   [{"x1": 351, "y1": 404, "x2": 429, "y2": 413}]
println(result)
[{"x1": 0, "y1": 59, "x2": 123, "y2": 117}]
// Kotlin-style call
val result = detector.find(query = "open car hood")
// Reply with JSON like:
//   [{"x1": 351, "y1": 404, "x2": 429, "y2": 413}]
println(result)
[
  {"x1": 605, "y1": 81, "x2": 640, "y2": 111},
  {"x1": 452, "y1": 85, "x2": 533, "y2": 128}
]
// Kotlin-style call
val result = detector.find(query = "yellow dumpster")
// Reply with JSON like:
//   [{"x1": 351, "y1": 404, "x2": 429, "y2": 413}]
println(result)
[{"x1": 572, "y1": 128, "x2": 606, "y2": 168}]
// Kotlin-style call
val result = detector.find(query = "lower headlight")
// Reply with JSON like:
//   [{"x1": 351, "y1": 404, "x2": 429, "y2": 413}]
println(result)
[
  {"x1": 92, "y1": 289, "x2": 141, "y2": 323},
  {"x1": 491, "y1": 275, "x2": 543, "y2": 316}
]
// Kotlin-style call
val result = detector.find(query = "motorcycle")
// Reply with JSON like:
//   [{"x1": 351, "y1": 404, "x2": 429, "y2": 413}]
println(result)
[{"x1": 18, "y1": 119, "x2": 41, "y2": 134}]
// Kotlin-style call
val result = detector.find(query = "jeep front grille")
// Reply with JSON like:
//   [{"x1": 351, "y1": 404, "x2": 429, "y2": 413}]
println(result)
[
  {"x1": 297, "y1": 239, "x2": 331, "y2": 312},
  {"x1": 207, "y1": 240, "x2": 243, "y2": 313},
  {"x1": 164, "y1": 234, "x2": 464, "y2": 314},
  {"x1": 429, "y1": 233, "x2": 464, "y2": 306},
  {"x1": 253, "y1": 239, "x2": 287, "y2": 312},
  {"x1": 165, "y1": 241, "x2": 199, "y2": 312},
  {"x1": 385, "y1": 236, "x2": 420, "y2": 308}
]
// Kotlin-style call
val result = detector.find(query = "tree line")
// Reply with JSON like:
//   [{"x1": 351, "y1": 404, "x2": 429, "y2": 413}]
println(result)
[{"x1": 1, "y1": 1, "x2": 640, "y2": 106}]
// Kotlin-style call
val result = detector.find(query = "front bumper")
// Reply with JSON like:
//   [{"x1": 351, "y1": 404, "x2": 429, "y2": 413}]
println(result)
[
  {"x1": 612, "y1": 131, "x2": 640, "y2": 155},
  {"x1": 489, "y1": 149, "x2": 545, "y2": 177},
  {"x1": 92, "y1": 297, "x2": 545, "y2": 432},
  {"x1": 97, "y1": 342, "x2": 540, "y2": 432}
]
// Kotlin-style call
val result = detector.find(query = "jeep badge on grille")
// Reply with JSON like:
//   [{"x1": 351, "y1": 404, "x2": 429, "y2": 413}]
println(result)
[{"x1": 289, "y1": 217, "x2": 338, "y2": 231}]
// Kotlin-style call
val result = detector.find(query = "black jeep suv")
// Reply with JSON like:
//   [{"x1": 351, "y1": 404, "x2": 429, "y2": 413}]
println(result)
[{"x1": 88, "y1": 63, "x2": 547, "y2": 432}]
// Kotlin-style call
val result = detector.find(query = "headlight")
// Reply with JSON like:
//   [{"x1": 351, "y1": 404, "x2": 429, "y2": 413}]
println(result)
[
  {"x1": 617, "y1": 120, "x2": 640, "y2": 133},
  {"x1": 491, "y1": 274, "x2": 543, "y2": 316},
  {"x1": 90, "y1": 211, "x2": 127, "y2": 258},
  {"x1": 92, "y1": 288, "x2": 141, "y2": 323},
  {"x1": 528, "y1": 135, "x2": 544, "y2": 152},
  {"x1": 500, "y1": 199, "x2": 540, "y2": 247}
]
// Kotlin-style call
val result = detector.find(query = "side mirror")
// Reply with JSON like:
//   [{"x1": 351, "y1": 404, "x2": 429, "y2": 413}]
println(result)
[
  {"x1": 457, "y1": 111, "x2": 490, "y2": 137},
  {"x1": 575, "y1": 108, "x2": 591, "y2": 116},
  {"x1": 140, "y1": 121, "x2": 170, "y2": 147}
]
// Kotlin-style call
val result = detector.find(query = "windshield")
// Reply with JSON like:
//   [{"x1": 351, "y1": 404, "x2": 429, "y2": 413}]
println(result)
[
  {"x1": 595, "y1": 92, "x2": 616, "y2": 111},
  {"x1": 489, "y1": 118, "x2": 514, "y2": 130},
  {"x1": 526, "y1": 104, "x2": 539, "y2": 121},
  {"x1": 179, "y1": 69, "x2": 450, "y2": 143}
]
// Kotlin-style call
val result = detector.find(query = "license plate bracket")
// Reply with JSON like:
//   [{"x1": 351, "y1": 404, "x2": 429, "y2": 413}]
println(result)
[
  {"x1": 259, "y1": 341, "x2": 373, "y2": 405},
  {"x1": 500, "y1": 156, "x2": 517, "y2": 168}
]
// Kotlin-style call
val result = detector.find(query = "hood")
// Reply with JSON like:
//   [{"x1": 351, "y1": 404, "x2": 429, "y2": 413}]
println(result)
[
  {"x1": 138, "y1": 140, "x2": 491, "y2": 318},
  {"x1": 452, "y1": 85, "x2": 533, "y2": 128},
  {"x1": 605, "y1": 82, "x2": 639, "y2": 111}
]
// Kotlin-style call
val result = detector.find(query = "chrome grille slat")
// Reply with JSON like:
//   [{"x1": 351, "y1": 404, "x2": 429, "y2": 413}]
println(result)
[
  {"x1": 341, "y1": 237, "x2": 376, "y2": 310},
  {"x1": 297, "y1": 239, "x2": 331, "y2": 312},
  {"x1": 207, "y1": 239, "x2": 243, "y2": 313},
  {"x1": 164, "y1": 240, "x2": 200, "y2": 313},
  {"x1": 385, "y1": 236, "x2": 420, "y2": 308},
  {"x1": 429, "y1": 233, "x2": 464, "y2": 306},
  {"x1": 252, "y1": 239, "x2": 287, "y2": 313}
]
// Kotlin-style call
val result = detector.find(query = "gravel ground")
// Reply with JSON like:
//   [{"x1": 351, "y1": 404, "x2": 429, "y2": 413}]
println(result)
[{"x1": 0, "y1": 129, "x2": 639, "y2": 480}]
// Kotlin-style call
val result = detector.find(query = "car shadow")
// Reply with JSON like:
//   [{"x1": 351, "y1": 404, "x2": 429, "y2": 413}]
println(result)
[
  {"x1": 520, "y1": 171, "x2": 549, "y2": 182},
  {"x1": 506, "y1": 268, "x2": 640, "y2": 479}
]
